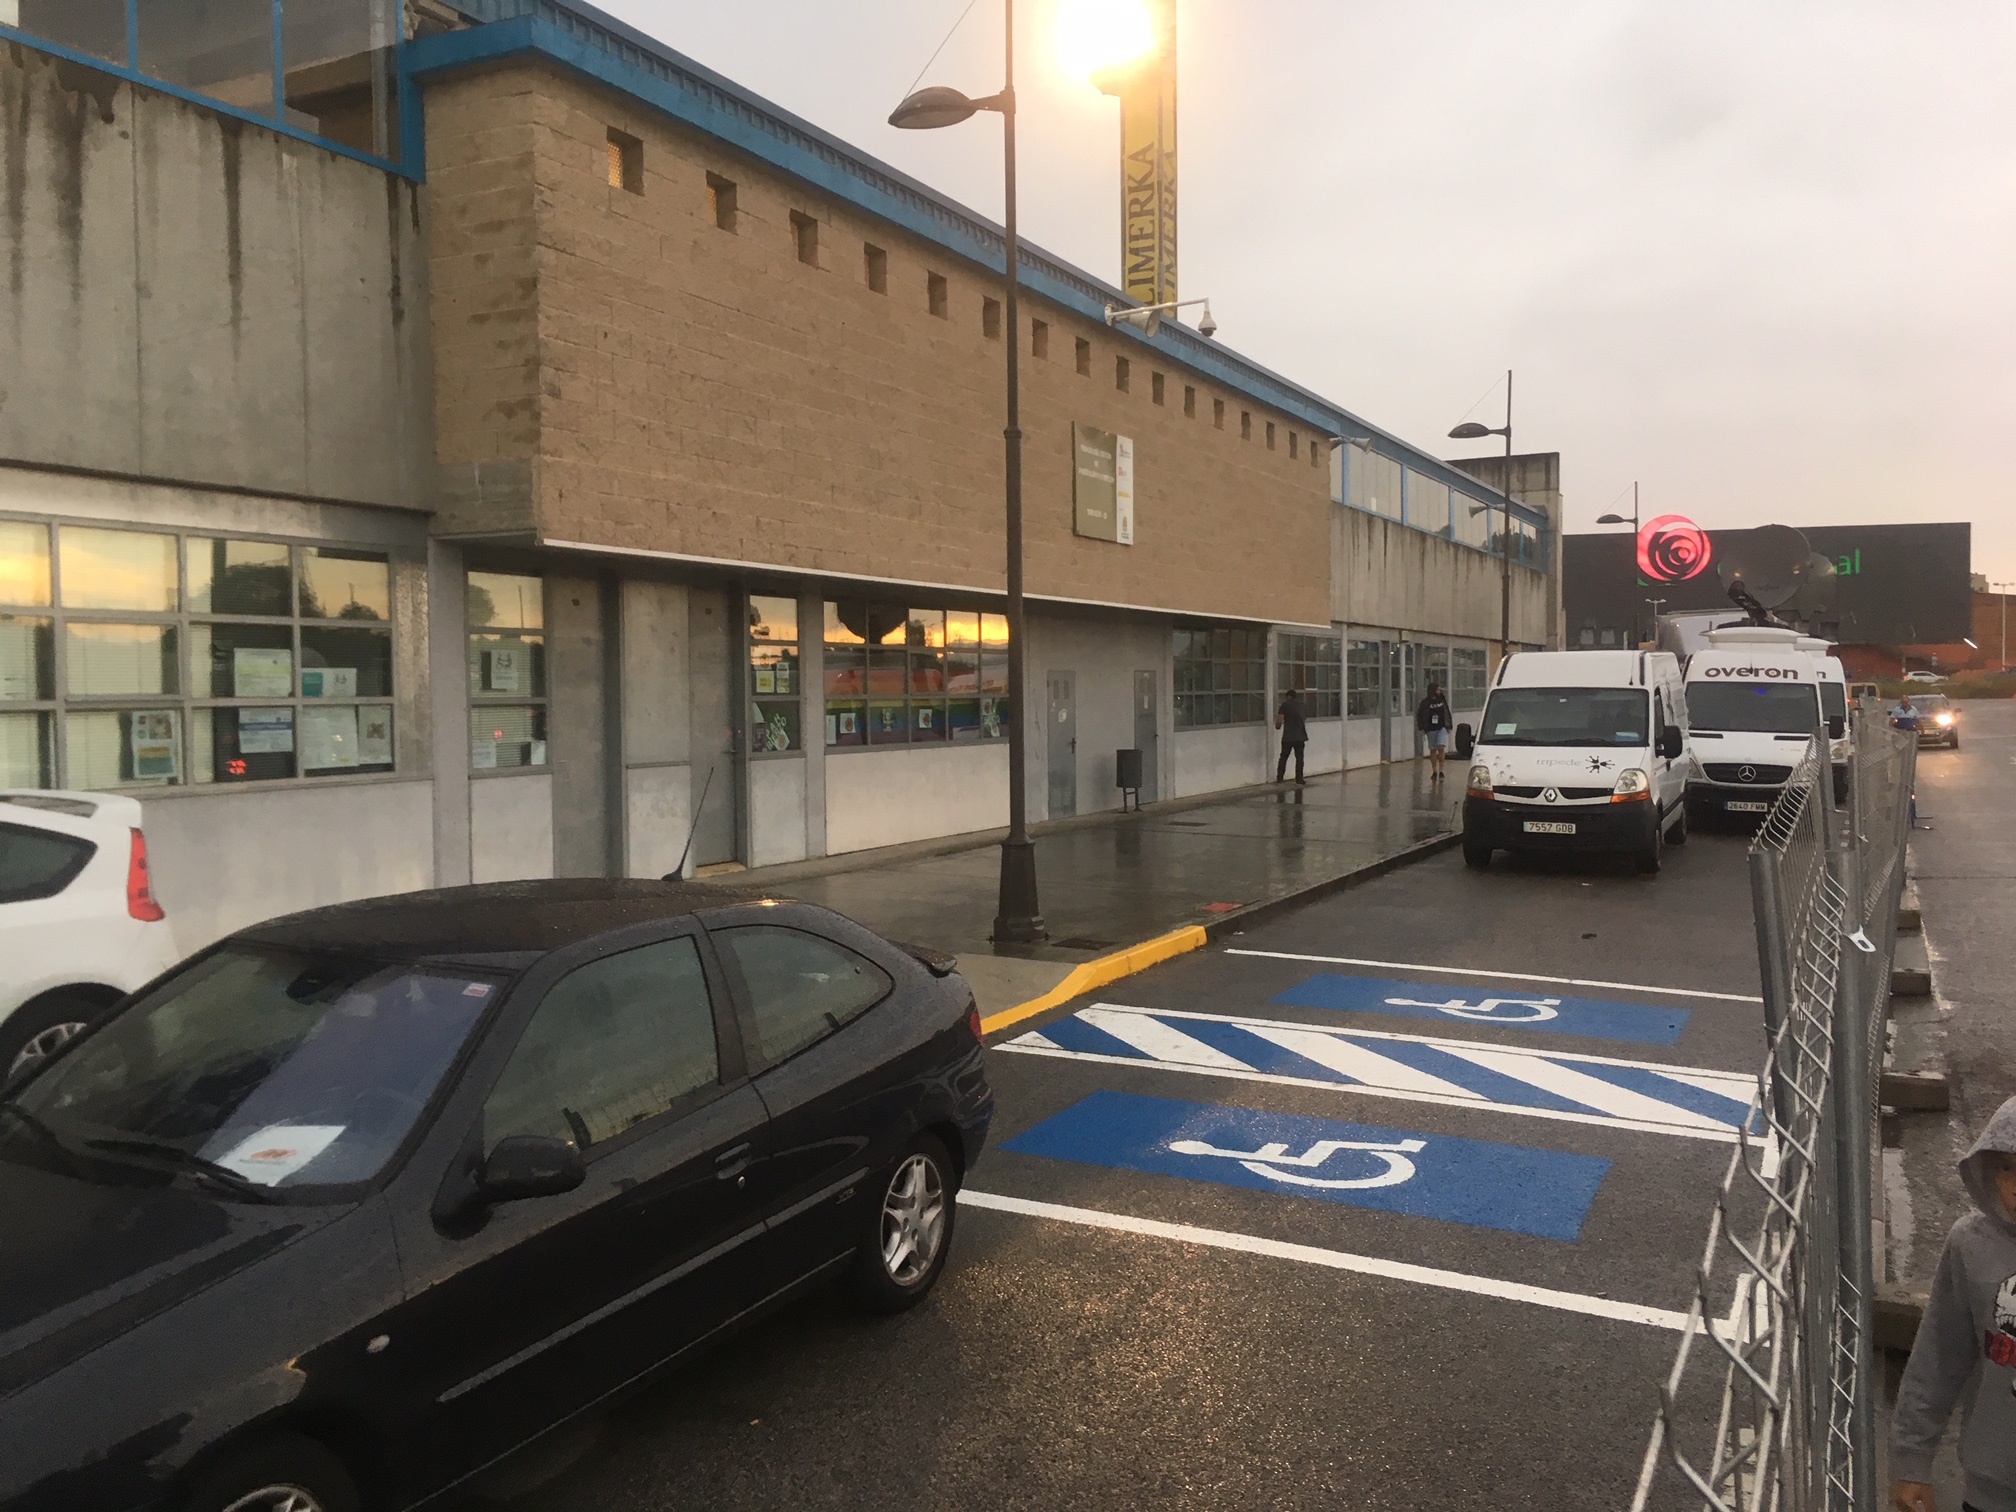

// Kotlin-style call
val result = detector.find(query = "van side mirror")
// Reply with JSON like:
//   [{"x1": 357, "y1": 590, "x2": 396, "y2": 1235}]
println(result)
[
  {"x1": 479, "y1": 1135, "x2": 585, "y2": 1204},
  {"x1": 1658, "y1": 727, "x2": 1684, "y2": 760},
  {"x1": 1827, "y1": 715, "x2": 1846, "y2": 741},
  {"x1": 1453, "y1": 723, "x2": 1475, "y2": 760}
]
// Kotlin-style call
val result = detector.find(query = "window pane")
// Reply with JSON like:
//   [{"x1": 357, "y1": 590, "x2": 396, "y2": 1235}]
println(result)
[
  {"x1": 1406, "y1": 471, "x2": 1449, "y2": 532},
  {"x1": 823, "y1": 601, "x2": 866, "y2": 646},
  {"x1": 16, "y1": 1, "x2": 130, "y2": 65},
  {"x1": 751, "y1": 642, "x2": 798, "y2": 696},
  {"x1": 905, "y1": 608, "x2": 944, "y2": 648},
  {"x1": 909, "y1": 650, "x2": 945, "y2": 693},
  {"x1": 281, "y1": 0, "x2": 400, "y2": 160},
  {"x1": 471, "y1": 706, "x2": 547, "y2": 770},
  {"x1": 945, "y1": 650, "x2": 980, "y2": 693},
  {"x1": 467, "y1": 571, "x2": 543, "y2": 630},
  {"x1": 867, "y1": 699, "x2": 908, "y2": 743},
  {"x1": 948, "y1": 698, "x2": 981, "y2": 741},
  {"x1": 483, "y1": 937, "x2": 720, "y2": 1151},
  {"x1": 980, "y1": 695, "x2": 1009, "y2": 740},
  {"x1": 947, "y1": 610, "x2": 980, "y2": 648},
  {"x1": 302, "y1": 624, "x2": 392, "y2": 697},
  {"x1": 138, "y1": 0, "x2": 275, "y2": 113},
  {"x1": 187, "y1": 538, "x2": 290, "y2": 617},
  {"x1": 65, "y1": 709, "x2": 184, "y2": 788},
  {"x1": 910, "y1": 699, "x2": 947, "y2": 741},
  {"x1": 981, "y1": 613, "x2": 1009, "y2": 647},
  {"x1": 60, "y1": 528, "x2": 178, "y2": 612},
  {"x1": 751, "y1": 700, "x2": 801, "y2": 753},
  {"x1": 0, "y1": 521, "x2": 52, "y2": 607},
  {"x1": 866, "y1": 649, "x2": 906, "y2": 696},
  {"x1": 468, "y1": 632, "x2": 545, "y2": 698},
  {"x1": 823, "y1": 646, "x2": 864, "y2": 697},
  {"x1": 868, "y1": 604, "x2": 909, "y2": 645},
  {"x1": 825, "y1": 699, "x2": 865, "y2": 747},
  {"x1": 66, "y1": 622, "x2": 180, "y2": 697},
  {"x1": 749, "y1": 595, "x2": 798, "y2": 642},
  {"x1": 0, "y1": 711, "x2": 55, "y2": 788},
  {"x1": 719, "y1": 926, "x2": 890, "y2": 1068},
  {"x1": 294, "y1": 702, "x2": 391, "y2": 775},
  {"x1": 0, "y1": 616, "x2": 55, "y2": 701},
  {"x1": 980, "y1": 655, "x2": 1008, "y2": 693},
  {"x1": 300, "y1": 547, "x2": 390, "y2": 621},
  {"x1": 194, "y1": 706, "x2": 297, "y2": 783},
  {"x1": 189, "y1": 622, "x2": 292, "y2": 698}
]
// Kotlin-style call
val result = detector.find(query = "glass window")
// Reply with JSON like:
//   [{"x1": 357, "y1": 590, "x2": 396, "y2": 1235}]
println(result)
[
  {"x1": 469, "y1": 570, "x2": 546, "y2": 772},
  {"x1": 1405, "y1": 471, "x2": 1450, "y2": 535},
  {"x1": 65, "y1": 622, "x2": 179, "y2": 697},
  {"x1": 0, "y1": 819, "x2": 96, "y2": 904},
  {"x1": 1451, "y1": 648, "x2": 1489, "y2": 711},
  {"x1": 1276, "y1": 634, "x2": 1342, "y2": 719},
  {"x1": 139, "y1": 0, "x2": 277, "y2": 114},
  {"x1": 1346, "y1": 640, "x2": 1382, "y2": 718},
  {"x1": 718, "y1": 926, "x2": 891, "y2": 1068},
  {"x1": 0, "y1": 712, "x2": 54, "y2": 787},
  {"x1": 300, "y1": 547, "x2": 390, "y2": 621},
  {"x1": 1348, "y1": 450, "x2": 1404, "y2": 520},
  {"x1": 1478, "y1": 688, "x2": 1650, "y2": 748},
  {"x1": 467, "y1": 571, "x2": 544, "y2": 630},
  {"x1": 65, "y1": 709, "x2": 185, "y2": 787},
  {"x1": 0, "y1": 521, "x2": 53, "y2": 607},
  {"x1": 1685, "y1": 682, "x2": 1822, "y2": 734},
  {"x1": 301, "y1": 624, "x2": 392, "y2": 698},
  {"x1": 15, "y1": 2, "x2": 129, "y2": 66},
  {"x1": 484, "y1": 937, "x2": 720, "y2": 1152},
  {"x1": 1175, "y1": 626, "x2": 1267, "y2": 728},
  {"x1": 824, "y1": 600, "x2": 1008, "y2": 748},
  {"x1": 1423, "y1": 644, "x2": 1452, "y2": 706},
  {"x1": 280, "y1": 0, "x2": 402, "y2": 161},
  {"x1": 59, "y1": 527, "x2": 179, "y2": 612},
  {"x1": 749, "y1": 595, "x2": 800, "y2": 754},
  {"x1": 0, "y1": 616, "x2": 55, "y2": 702},
  {"x1": 189, "y1": 621, "x2": 292, "y2": 699},
  {"x1": 1454, "y1": 493, "x2": 1495, "y2": 549},
  {"x1": 471, "y1": 705, "x2": 547, "y2": 771},
  {"x1": 193, "y1": 706, "x2": 297, "y2": 784},
  {"x1": 188, "y1": 538, "x2": 290, "y2": 617}
]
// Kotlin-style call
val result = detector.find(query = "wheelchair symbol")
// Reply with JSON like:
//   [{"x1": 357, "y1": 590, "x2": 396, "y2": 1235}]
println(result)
[
  {"x1": 1386, "y1": 994, "x2": 1561, "y2": 1023},
  {"x1": 1166, "y1": 1135, "x2": 1428, "y2": 1189}
]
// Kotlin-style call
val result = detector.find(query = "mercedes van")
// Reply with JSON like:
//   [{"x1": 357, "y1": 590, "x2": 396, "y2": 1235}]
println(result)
[
  {"x1": 1457, "y1": 649, "x2": 1691, "y2": 873},
  {"x1": 1683, "y1": 626, "x2": 1843, "y2": 821}
]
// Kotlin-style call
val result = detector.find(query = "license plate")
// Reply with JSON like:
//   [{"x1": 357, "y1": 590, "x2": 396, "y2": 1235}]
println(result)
[
  {"x1": 1725, "y1": 801, "x2": 1770, "y2": 814},
  {"x1": 1522, "y1": 820, "x2": 1577, "y2": 835}
]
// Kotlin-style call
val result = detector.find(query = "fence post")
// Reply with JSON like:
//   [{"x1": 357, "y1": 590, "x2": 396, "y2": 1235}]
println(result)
[
  {"x1": 1832, "y1": 797, "x2": 1878, "y2": 1511},
  {"x1": 1749, "y1": 845, "x2": 1795, "y2": 1131}
]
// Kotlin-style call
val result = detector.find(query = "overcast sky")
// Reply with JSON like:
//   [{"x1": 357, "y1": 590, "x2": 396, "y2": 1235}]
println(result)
[{"x1": 594, "y1": 0, "x2": 2016, "y2": 586}]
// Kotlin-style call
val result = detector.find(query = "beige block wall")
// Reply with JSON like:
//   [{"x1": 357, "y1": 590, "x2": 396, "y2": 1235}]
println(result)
[{"x1": 422, "y1": 64, "x2": 1333, "y2": 627}]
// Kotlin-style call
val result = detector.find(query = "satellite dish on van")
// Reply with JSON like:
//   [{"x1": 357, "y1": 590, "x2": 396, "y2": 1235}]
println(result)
[
  {"x1": 1792, "y1": 552, "x2": 1839, "y2": 621},
  {"x1": 1716, "y1": 524, "x2": 1811, "y2": 610}
]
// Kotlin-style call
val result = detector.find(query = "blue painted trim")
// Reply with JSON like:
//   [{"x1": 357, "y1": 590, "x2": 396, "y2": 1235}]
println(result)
[
  {"x1": 0, "y1": 23, "x2": 420, "y2": 182},
  {"x1": 401, "y1": 3, "x2": 1553, "y2": 532}
]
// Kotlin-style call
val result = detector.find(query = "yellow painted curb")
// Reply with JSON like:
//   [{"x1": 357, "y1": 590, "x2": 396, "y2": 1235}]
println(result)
[{"x1": 979, "y1": 924, "x2": 1209, "y2": 1037}]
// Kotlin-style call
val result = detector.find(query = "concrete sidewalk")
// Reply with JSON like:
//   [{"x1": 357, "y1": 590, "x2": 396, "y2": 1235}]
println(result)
[{"x1": 722, "y1": 758, "x2": 1463, "y2": 1015}]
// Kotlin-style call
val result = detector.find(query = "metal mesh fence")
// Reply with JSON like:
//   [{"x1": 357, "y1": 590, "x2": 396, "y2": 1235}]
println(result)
[{"x1": 1629, "y1": 718, "x2": 1914, "y2": 1512}]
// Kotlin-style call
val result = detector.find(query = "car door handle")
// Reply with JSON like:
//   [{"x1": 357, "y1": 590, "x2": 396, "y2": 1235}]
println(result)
[{"x1": 715, "y1": 1143, "x2": 752, "y2": 1181}]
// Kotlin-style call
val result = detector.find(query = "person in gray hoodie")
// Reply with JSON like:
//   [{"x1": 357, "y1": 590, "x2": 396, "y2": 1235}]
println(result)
[{"x1": 1892, "y1": 1094, "x2": 2016, "y2": 1512}]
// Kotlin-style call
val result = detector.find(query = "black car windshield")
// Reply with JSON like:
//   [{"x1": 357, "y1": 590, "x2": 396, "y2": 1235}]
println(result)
[
  {"x1": 1477, "y1": 688, "x2": 1650, "y2": 747},
  {"x1": 4, "y1": 948, "x2": 500, "y2": 1197},
  {"x1": 1686, "y1": 682, "x2": 1820, "y2": 733}
]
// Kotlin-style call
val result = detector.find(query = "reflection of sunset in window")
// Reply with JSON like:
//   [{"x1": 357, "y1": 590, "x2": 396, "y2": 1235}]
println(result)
[{"x1": 59, "y1": 527, "x2": 179, "y2": 612}]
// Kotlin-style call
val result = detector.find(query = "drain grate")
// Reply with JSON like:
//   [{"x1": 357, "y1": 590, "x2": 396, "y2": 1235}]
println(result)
[
  {"x1": 1053, "y1": 936, "x2": 1116, "y2": 952},
  {"x1": 1164, "y1": 819, "x2": 1210, "y2": 827}
]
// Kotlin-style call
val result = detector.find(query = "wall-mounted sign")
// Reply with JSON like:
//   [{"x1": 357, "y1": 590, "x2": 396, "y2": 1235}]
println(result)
[
  {"x1": 1073, "y1": 423, "x2": 1135, "y2": 546},
  {"x1": 1637, "y1": 515, "x2": 1712, "y2": 583}
]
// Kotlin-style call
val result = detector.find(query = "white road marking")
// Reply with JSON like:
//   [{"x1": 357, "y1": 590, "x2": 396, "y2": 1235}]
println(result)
[
  {"x1": 1079, "y1": 1006, "x2": 1252, "y2": 1070},
  {"x1": 1432, "y1": 1045, "x2": 1734, "y2": 1133},
  {"x1": 1241, "y1": 1022, "x2": 1485, "y2": 1100},
  {"x1": 1221, "y1": 949, "x2": 1763, "y2": 1004},
  {"x1": 961, "y1": 1189, "x2": 1738, "y2": 1335}
]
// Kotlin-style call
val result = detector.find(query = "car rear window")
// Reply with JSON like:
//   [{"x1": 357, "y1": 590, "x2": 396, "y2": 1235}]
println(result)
[{"x1": 0, "y1": 821, "x2": 96, "y2": 904}]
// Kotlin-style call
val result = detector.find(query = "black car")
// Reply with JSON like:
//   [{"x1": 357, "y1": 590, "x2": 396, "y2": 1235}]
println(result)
[{"x1": 0, "y1": 880, "x2": 992, "y2": 1512}]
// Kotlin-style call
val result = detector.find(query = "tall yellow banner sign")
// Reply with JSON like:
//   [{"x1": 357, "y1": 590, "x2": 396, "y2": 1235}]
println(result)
[{"x1": 1116, "y1": 0, "x2": 1177, "y2": 307}]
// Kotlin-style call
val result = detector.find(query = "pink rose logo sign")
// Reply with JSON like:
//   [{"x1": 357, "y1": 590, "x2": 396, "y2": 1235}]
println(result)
[{"x1": 1638, "y1": 515, "x2": 1713, "y2": 584}]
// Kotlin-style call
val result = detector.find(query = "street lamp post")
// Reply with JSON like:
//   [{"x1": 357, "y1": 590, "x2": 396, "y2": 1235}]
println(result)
[
  {"x1": 1448, "y1": 370, "x2": 1515, "y2": 665},
  {"x1": 1597, "y1": 484, "x2": 1643, "y2": 643},
  {"x1": 1996, "y1": 582, "x2": 2013, "y2": 671},
  {"x1": 890, "y1": 3, "x2": 1044, "y2": 943}
]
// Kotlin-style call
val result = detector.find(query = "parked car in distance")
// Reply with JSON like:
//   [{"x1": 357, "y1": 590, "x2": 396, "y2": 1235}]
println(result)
[
  {"x1": 1902, "y1": 669, "x2": 1945, "y2": 684},
  {"x1": 0, "y1": 790, "x2": 178, "y2": 1080},
  {"x1": 1908, "y1": 693, "x2": 1962, "y2": 749},
  {"x1": 0, "y1": 879, "x2": 993, "y2": 1512}
]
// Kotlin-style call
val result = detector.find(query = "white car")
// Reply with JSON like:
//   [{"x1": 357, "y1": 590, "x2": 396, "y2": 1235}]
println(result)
[
  {"x1": 0, "y1": 791, "x2": 179, "y2": 1078},
  {"x1": 1902, "y1": 670, "x2": 1944, "y2": 684}
]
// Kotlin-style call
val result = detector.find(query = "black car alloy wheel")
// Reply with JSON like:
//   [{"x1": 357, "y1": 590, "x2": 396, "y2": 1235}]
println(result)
[
  {"x1": 850, "y1": 1133, "x2": 955, "y2": 1313},
  {"x1": 182, "y1": 1435, "x2": 359, "y2": 1512}
]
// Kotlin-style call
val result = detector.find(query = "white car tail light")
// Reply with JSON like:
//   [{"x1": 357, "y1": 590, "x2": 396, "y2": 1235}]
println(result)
[{"x1": 127, "y1": 829, "x2": 165, "y2": 922}]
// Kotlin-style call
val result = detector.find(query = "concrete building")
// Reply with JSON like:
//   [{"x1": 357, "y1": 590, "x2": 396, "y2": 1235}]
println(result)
[{"x1": 0, "y1": 0, "x2": 1557, "y2": 952}]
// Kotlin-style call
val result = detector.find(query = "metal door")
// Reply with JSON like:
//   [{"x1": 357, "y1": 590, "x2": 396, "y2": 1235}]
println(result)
[
  {"x1": 1047, "y1": 671, "x2": 1077, "y2": 818},
  {"x1": 1133, "y1": 670, "x2": 1159, "y2": 801},
  {"x1": 687, "y1": 588, "x2": 740, "y2": 869}
]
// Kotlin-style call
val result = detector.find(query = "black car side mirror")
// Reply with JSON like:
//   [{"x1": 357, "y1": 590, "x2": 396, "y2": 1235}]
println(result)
[
  {"x1": 1453, "y1": 724, "x2": 1474, "y2": 760},
  {"x1": 1659, "y1": 727, "x2": 1684, "y2": 760},
  {"x1": 1827, "y1": 714, "x2": 1846, "y2": 741},
  {"x1": 479, "y1": 1135, "x2": 585, "y2": 1204}
]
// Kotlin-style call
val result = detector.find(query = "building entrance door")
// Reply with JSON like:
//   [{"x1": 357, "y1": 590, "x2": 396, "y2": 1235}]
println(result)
[
  {"x1": 686, "y1": 588, "x2": 741, "y2": 870},
  {"x1": 1384, "y1": 642, "x2": 1420, "y2": 762},
  {"x1": 1047, "y1": 671, "x2": 1077, "y2": 819},
  {"x1": 1133, "y1": 670, "x2": 1158, "y2": 802}
]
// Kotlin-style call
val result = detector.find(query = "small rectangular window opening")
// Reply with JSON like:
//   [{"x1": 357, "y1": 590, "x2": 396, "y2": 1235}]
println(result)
[
  {"x1": 1151, "y1": 372, "x2": 1166, "y2": 406},
  {"x1": 1266, "y1": 421, "x2": 1277, "y2": 450},
  {"x1": 928, "y1": 273, "x2": 949, "y2": 318},
  {"x1": 1115, "y1": 356, "x2": 1131, "y2": 392},
  {"x1": 1032, "y1": 319, "x2": 1050, "y2": 359},
  {"x1": 1075, "y1": 337, "x2": 1092, "y2": 376},
  {"x1": 1213, "y1": 398, "x2": 1226, "y2": 429},
  {"x1": 982, "y1": 298, "x2": 1002, "y2": 339},
  {"x1": 1241, "y1": 411, "x2": 1252, "y2": 440},
  {"x1": 864, "y1": 243, "x2": 888, "y2": 293},
  {"x1": 706, "y1": 172, "x2": 737, "y2": 232},
  {"x1": 606, "y1": 129, "x2": 642, "y2": 195},
  {"x1": 1312, "y1": 439, "x2": 1323, "y2": 468},
  {"x1": 791, "y1": 211, "x2": 819, "y2": 267},
  {"x1": 1288, "y1": 431, "x2": 1299, "y2": 459},
  {"x1": 1183, "y1": 385, "x2": 1196, "y2": 418}
]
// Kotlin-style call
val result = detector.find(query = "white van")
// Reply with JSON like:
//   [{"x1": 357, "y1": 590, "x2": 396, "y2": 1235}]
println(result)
[
  {"x1": 1683, "y1": 626, "x2": 1844, "y2": 820},
  {"x1": 1457, "y1": 650, "x2": 1691, "y2": 873}
]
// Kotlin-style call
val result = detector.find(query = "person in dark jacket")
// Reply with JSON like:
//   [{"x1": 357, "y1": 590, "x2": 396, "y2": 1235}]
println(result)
[
  {"x1": 1416, "y1": 680, "x2": 1454, "y2": 781},
  {"x1": 1274, "y1": 688, "x2": 1308, "y2": 784}
]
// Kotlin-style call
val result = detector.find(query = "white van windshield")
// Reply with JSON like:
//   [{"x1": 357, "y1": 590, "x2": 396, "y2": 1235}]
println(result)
[
  {"x1": 1686, "y1": 682, "x2": 1819, "y2": 733},
  {"x1": 1478, "y1": 688, "x2": 1650, "y2": 748}
]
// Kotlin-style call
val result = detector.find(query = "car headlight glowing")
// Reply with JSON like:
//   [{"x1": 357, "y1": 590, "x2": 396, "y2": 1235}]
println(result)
[
  {"x1": 1936, "y1": 713, "x2": 1953, "y2": 726},
  {"x1": 1611, "y1": 767, "x2": 1650, "y2": 800},
  {"x1": 1467, "y1": 764, "x2": 1493, "y2": 794}
]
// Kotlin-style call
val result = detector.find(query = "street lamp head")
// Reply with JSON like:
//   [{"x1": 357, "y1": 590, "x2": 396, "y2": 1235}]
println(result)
[
  {"x1": 1447, "y1": 421, "x2": 1496, "y2": 441},
  {"x1": 1595, "y1": 513, "x2": 1632, "y2": 525},
  {"x1": 889, "y1": 85, "x2": 998, "y2": 130}
]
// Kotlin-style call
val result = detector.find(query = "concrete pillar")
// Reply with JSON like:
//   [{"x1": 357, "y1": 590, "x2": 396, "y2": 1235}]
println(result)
[{"x1": 427, "y1": 539, "x2": 471, "y2": 888}]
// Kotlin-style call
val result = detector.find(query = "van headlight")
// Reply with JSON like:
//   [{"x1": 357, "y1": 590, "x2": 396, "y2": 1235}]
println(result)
[
  {"x1": 1466, "y1": 764, "x2": 1493, "y2": 795},
  {"x1": 1611, "y1": 767, "x2": 1650, "y2": 800}
]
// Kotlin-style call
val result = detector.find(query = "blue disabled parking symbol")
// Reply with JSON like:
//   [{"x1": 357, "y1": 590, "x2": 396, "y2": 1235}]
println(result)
[
  {"x1": 1001, "y1": 1091, "x2": 1611, "y2": 1240},
  {"x1": 1270, "y1": 974, "x2": 1690, "y2": 1045}
]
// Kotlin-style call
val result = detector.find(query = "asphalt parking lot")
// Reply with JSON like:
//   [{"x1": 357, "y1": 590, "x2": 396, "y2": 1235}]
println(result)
[{"x1": 507, "y1": 822, "x2": 1770, "y2": 1511}]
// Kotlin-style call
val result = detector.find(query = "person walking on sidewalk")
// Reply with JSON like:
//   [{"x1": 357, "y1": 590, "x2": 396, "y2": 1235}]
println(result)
[
  {"x1": 1891, "y1": 1094, "x2": 2016, "y2": 1512},
  {"x1": 1416, "y1": 679, "x2": 1454, "y2": 782},
  {"x1": 1274, "y1": 687, "x2": 1308, "y2": 785}
]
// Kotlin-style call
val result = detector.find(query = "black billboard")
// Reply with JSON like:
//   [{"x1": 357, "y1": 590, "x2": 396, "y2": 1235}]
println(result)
[{"x1": 1564, "y1": 521, "x2": 1971, "y2": 645}]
